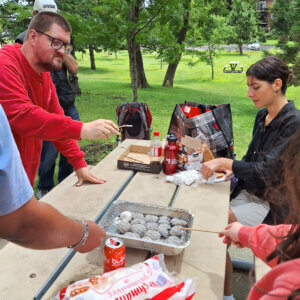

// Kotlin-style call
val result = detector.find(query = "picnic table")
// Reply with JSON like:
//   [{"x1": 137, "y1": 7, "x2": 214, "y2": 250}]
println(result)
[
  {"x1": 223, "y1": 61, "x2": 243, "y2": 73},
  {"x1": 0, "y1": 139, "x2": 230, "y2": 300}
]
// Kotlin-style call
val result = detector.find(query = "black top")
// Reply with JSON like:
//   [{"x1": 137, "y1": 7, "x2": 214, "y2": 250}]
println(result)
[
  {"x1": 15, "y1": 30, "x2": 27, "y2": 44},
  {"x1": 232, "y1": 101, "x2": 300, "y2": 200}
]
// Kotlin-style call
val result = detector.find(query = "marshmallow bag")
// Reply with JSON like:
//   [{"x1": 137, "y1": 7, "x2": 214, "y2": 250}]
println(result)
[{"x1": 53, "y1": 254, "x2": 196, "y2": 300}]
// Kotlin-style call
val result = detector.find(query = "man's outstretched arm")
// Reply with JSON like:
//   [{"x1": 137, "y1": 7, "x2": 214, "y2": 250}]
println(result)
[{"x1": 0, "y1": 195, "x2": 105, "y2": 253}]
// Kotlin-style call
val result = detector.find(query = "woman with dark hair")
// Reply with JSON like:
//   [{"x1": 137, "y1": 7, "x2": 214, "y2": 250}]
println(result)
[
  {"x1": 201, "y1": 56, "x2": 300, "y2": 299},
  {"x1": 220, "y1": 128, "x2": 300, "y2": 299}
]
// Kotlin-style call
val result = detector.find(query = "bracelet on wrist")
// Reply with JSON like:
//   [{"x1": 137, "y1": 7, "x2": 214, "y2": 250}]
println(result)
[{"x1": 68, "y1": 220, "x2": 89, "y2": 249}]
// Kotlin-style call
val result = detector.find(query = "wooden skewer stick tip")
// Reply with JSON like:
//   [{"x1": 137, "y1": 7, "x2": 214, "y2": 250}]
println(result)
[
  {"x1": 119, "y1": 124, "x2": 133, "y2": 128},
  {"x1": 179, "y1": 227, "x2": 220, "y2": 234}
]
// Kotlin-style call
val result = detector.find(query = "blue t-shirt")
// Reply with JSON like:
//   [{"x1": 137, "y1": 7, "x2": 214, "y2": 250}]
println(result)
[{"x1": 0, "y1": 105, "x2": 33, "y2": 216}]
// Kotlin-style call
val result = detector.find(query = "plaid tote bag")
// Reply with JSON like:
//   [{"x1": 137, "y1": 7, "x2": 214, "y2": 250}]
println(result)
[{"x1": 168, "y1": 101, "x2": 234, "y2": 158}]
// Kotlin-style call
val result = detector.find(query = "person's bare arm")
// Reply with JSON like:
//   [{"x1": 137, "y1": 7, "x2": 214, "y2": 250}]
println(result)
[
  {"x1": 63, "y1": 54, "x2": 78, "y2": 74},
  {"x1": 0, "y1": 196, "x2": 105, "y2": 253},
  {"x1": 201, "y1": 158, "x2": 233, "y2": 180}
]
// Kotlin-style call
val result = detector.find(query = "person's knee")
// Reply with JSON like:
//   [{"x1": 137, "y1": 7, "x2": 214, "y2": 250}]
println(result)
[{"x1": 228, "y1": 209, "x2": 238, "y2": 224}]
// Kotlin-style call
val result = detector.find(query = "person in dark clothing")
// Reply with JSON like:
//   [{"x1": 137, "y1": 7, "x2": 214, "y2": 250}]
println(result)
[
  {"x1": 201, "y1": 56, "x2": 300, "y2": 300},
  {"x1": 37, "y1": 62, "x2": 80, "y2": 199},
  {"x1": 15, "y1": 0, "x2": 81, "y2": 199}
]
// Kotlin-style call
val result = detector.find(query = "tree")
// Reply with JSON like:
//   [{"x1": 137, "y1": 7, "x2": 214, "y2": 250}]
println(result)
[
  {"x1": 226, "y1": 0, "x2": 260, "y2": 55},
  {"x1": 162, "y1": 0, "x2": 191, "y2": 87},
  {"x1": 99, "y1": 0, "x2": 172, "y2": 101},
  {"x1": 271, "y1": 0, "x2": 300, "y2": 85},
  {"x1": 188, "y1": 0, "x2": 229, "y2": 79},
  {"x1": 56, "y1": 0, "x2": 107, "y2": 71},
  {"x1": 0, "y1": 1, "x2": 32, "y2": 43},
  {"x1": 126, "y1": 0, "x2": 173, "y2": 100}
]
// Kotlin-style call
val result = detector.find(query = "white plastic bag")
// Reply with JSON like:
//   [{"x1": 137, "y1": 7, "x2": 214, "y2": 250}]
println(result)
[{"x1": 53, "y1": 254, "x2": 196, "y2": 300}]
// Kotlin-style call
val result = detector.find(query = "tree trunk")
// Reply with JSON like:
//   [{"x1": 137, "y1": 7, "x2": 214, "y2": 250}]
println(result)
[
  {"x1": 238, "y1": 44, "x2": 243, "y2": 55},
  {"x1": 127, "y1": 35, "x2": 138, "y2": 102},
  {"x1": 162, "y1": 0, "x2": 191, "y2": 87},
  {"x1": 89, "y1": 45, "x2": 96, "y2": 70},
  {"x1": 208, "y1": 46, "x2": 214, "y2": 80},
  {"x1": 163, "y1": 63, "x2": 179, "y2": 87},
  {"x1": 136, "y1": 46, "x2": 150, "y2": 88},
  {"x1": 69, "y1": 73, "x2": 81, "y2": 95},
  {"x1": 127, "y1": 2, "x2": 140, "y2": 101}
]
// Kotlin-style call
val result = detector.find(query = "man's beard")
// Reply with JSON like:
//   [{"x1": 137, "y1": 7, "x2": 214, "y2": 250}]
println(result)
[{"x1": 37, "y1": 55, "x2": 63, "y2": 71}]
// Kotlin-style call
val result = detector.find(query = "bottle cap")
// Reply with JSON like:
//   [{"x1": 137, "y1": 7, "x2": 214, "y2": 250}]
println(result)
[
  {"x1": 154, "y1": 131, "x2": 159, "y2": 136},
  {"x1": 167, "y1": 134, "x2": 177, "y2": 142}
]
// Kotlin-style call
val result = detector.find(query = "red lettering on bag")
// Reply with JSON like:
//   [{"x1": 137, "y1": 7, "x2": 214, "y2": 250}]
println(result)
[{"x1": 70, "y1": 286, "x2": 89, "y2": 297}]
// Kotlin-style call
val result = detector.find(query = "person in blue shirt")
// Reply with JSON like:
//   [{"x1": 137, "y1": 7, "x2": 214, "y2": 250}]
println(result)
[{"x1": 0, "y1": 105, "x2": 104, "y2": 252}]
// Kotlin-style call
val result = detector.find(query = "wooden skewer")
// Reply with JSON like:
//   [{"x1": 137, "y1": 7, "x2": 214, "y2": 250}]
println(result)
[
  {"x1": 119, "y1": 124, "x2": 133, "y2": 128},
  {"x1": 179, "y1": 227, "x2": 220, "y2": 234},
  {"x1": 103, "y1": 217, "x2": 120, "y2": 228}
]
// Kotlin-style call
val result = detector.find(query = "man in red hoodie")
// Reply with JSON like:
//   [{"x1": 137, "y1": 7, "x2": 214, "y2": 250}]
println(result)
[{"x1": 0, "y1": 12, "x2": 119, "y2": 187}]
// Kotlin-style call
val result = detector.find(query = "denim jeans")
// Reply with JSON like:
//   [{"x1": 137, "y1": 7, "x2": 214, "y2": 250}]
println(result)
[{"x1": 37, "y1": 105, "x2": 80, "y2": 191}]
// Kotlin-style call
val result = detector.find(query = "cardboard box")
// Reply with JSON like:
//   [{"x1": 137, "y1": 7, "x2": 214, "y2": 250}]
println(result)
[{"x1": 117, "y1": 145, "x2": 163, "y2": 174}]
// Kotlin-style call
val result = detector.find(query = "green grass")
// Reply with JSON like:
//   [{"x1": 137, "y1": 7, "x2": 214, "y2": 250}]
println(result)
[
  {"x1": 75, "y1": 50, "x2": 299, "y2": 159},
  {"x1": 34, "y1": 49, "x2": 299, "y2": 192},
  {"x1": 261, "y1": 39, "x2": 278, "y2": 45}
]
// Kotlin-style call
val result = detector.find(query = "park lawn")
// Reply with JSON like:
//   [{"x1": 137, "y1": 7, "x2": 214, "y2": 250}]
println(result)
[
  {"x1": 34, "y1": 49, "x2": 299, "y2": 190},
  {"x1": 75, "y1": 49, "x2": 299, "y2": 160}
]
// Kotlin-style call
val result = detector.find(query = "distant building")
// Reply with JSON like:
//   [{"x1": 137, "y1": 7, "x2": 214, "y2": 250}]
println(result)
[
  {"x1": 257, "y1": 0, "x2": 273, "y2": 32},
  {"x1": 257, "y1": 0, "x2": 294, "y2": 32}
]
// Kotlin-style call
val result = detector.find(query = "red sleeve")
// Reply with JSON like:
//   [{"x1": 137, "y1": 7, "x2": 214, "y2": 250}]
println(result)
[
  {"x1": 53, "y1": 139, "x2": 87, "y2": 171},
  {"x1": 0, "y1": 65, "x2": 83, "y2": 142},
  {"x1": 47, "y1": 83, "x2": 87, "y2": 170},
  {"x1": 0, "y1": 56, "x2": 86, "y2": 170},
  {"x1": 238, "y1": 224, "x2": 292, "y2": 268}
]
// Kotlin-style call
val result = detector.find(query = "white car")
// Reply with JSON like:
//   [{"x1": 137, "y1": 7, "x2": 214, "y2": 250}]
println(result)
[{"x1": 247, "y1": 42, "x2": 260, "y2": 51}]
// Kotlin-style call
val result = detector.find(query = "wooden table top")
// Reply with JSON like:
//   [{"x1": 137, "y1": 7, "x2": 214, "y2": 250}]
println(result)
[{"x1": 0, "y1": 139, "x2": 230, "y2": 300}]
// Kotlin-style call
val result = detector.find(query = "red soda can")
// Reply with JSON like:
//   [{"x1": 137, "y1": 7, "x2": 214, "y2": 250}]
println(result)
[{"x1": 103, "y1": 237, "x2": 125, "y2": 273}]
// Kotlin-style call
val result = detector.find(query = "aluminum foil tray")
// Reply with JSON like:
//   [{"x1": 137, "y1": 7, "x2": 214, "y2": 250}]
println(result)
[{"x1": 99, "y1": 200, "x2": 194, "y2": 256}]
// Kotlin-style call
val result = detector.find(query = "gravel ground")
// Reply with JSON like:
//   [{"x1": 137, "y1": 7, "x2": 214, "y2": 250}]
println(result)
[{"x1": 233, "y1": 269, "x2": 252, "y2": 300}]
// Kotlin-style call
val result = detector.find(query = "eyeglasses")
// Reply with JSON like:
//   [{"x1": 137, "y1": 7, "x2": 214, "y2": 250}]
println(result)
[{"x1": 35, "y1": 30, "x2": 73, "y2": 54}]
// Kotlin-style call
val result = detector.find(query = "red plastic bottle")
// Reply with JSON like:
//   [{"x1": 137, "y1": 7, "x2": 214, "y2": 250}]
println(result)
[{"x1": 163, "y1": 134, "x2": 178, "y2": 175}]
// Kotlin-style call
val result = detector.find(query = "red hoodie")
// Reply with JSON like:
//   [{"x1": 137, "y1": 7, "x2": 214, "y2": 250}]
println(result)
[
  {"x1": 239, "y1": 224, "x2": 300, "y2": 299},
  {"x1": 0, "y1": 44, "x2": 86, "y2": 185}
]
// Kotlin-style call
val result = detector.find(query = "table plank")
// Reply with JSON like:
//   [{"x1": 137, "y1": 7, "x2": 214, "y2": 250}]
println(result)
[
  {"x1": 0, "y1": 139, "x2": 139, "y2": 299},
  {"x1": 255, "y1": 256, "x2": 271, "y2": 282},
  {"x1": 118, "y1": 171, "x2": 177, "y2": 207},
  {"x1": 174, "y1": 182, "x2": 230, "y2": 232},
  {"x1": 170, "y1": 181, "x2": 230, "y2": 299},
  {"x1": 0, "y1": 139, "x2": 230, "y2": 300},
  {"x1": 163, "y1": 232, "x2": 227, "y2": 300}
]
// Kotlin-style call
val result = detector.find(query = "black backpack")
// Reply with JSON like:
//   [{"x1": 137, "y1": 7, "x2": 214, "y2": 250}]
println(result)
[
  {"x1": 51, "y1": 69, "x2": 75, "y2": 109},
  {"x1": 116, "y1": 102, "x2": 152, "y2": 142}
]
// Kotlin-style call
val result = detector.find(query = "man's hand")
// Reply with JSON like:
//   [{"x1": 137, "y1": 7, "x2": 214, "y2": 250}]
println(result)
[
  {"x1": 219, "y1": 222, "x2": 244, "y2": 248},
  {"x1": 80, "y1": 119, "x2": 119, "y2": 140},
  {"x1": 75, "y1": 167, "x2": 106, "y2": 186},
  {"x1": 75, "y1": 221, "x2": 106, "y2": 253},
  {"x1": 63, "y1": 53, "x2": 78, "y2": 74}
]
